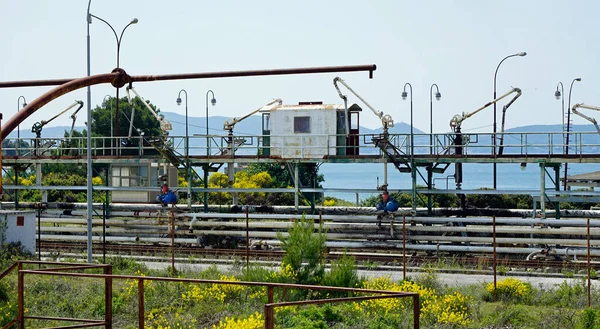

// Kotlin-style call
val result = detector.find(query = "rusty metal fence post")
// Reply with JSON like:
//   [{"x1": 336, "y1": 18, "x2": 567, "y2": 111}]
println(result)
[
  {"x1": 138, "y1": 279, "x2": 145, "y2": 329},
  {"x1": 17, "y1": 263, "x2": 24, "y2": 329},
  {"x1": 264, "y1": 304, "x2": 274, "y2": 329},
  {"x1": 265, "y1": 286, "x2": 275, "y2": 329},
  {"x1": 493, "y1": 215, "x2": 497, "y2": 302},
  {"x1": 105, "y1": 265, "x2": 113, "y2": 329},
  {"x1": 588, "y1": 218, "x2": 591, "y2": 308},
  {"x1": 413, "y1": 294, "x2": 420, "y2": 329}
]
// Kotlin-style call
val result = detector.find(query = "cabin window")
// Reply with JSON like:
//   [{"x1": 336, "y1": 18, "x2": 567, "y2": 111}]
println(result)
[
  {"x1": 294, "y1": 116, "x2": 311, "y2": 133},
  {"x1": 112, "y1": 166, "x2": 143, "y2": 187}
]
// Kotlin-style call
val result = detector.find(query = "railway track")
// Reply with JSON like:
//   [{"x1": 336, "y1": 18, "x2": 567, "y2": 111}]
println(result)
[
  {"x1": 38, "y1": 241, "x2": 596, "y2": 275},
  {"x1": 13, "y1": 203, "x2": 599, "y2": 276}
]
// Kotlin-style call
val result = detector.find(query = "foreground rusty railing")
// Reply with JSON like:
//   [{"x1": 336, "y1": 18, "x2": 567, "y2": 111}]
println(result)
[
  {"x1": 0, "y1": 260, "x2": 112, "y2": 329},
  {"x1": 3, "y1": 260, "x2": 419, "y2": 329}
]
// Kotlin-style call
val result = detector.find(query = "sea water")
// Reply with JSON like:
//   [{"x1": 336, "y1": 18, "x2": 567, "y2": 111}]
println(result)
[{"x1": 319, "y1": 162, "x2": 600, "y2": 202}]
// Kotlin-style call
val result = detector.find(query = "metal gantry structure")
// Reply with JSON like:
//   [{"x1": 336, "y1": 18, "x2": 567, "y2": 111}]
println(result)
[{"x1": 2, "y1": 64, "x2": 600, "y2": 229}]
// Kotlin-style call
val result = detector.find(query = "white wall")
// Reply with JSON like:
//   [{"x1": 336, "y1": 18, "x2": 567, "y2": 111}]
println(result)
[
  {"x1": 1, "y1": 211, "x2": 36, "y2": 254},
  {"x1": 270, "y1": 108, "x2": 338, "y2": 158}
]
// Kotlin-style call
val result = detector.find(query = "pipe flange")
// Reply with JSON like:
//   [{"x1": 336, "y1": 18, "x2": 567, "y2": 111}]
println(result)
[{"x1": 111, "y1": 68, "x2": 132, "y2": 88}]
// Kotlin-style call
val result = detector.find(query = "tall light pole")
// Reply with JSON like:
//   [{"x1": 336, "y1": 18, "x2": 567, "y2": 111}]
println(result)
[
  {"x1": 493, "y1": 51, "x2": 526, "y2": 189},
  {"x1": 402, "y1": 83, "x2": 416, "y2": 216},
  {"x1": 555, "y1": 82, "x2": 565, "y2": 153},
  {"x1": 88, "y1": 14, "x2": 138, "y2": 142},
  {"x1": 87, "y1": 9, "x2": 137, "y2": 263},
  {"x1": 564, "y1": 77, "x2": 582, "y2": 191},
  {"x1": 429, "y1": 84, "x2": 441, "y2": 155},
  {"x1": 86, "y1": 0, "x2": 93, "y2": 263},
  {"x1": 176, "y1": 89, "x2": 192, "y2": 211},
  {"x1": 204, "y1": 90, "x2": 217, "y2": 213}
]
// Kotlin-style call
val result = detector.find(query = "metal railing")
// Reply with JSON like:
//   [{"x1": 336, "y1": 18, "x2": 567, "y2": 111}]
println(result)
[
  {"x1": 3, "y1": 131, "x2": 600, "y2": 159},
  {"x1": 1, "y1": 260, "x2": 419, "y2": 329}
]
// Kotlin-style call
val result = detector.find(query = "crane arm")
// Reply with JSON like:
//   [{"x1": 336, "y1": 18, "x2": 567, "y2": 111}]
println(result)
[
  {"x1": 450, "y1": 87, "x2": 521, "y2": 132},
  {"x1": 126, "y1": 85, "x2": 173, "y2": 135},
  {"x1": 572, "y1": 103, "x2": 600, "y2": 135},
  {"x1": 31, "y1": 100, "x2": 84, "y2": 137},
  {"x1": 333, "y1": 77, "x2": 393, "y2": 132},
  {"x1": 68, "y1": 102, "x2": 84, "y2": 139},
  {"x1": 223, "y1": 99, "x2": 282, "y2": 132}
]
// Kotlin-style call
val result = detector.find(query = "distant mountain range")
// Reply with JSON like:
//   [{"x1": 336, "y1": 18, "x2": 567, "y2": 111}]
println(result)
[{"x1": 8, "y1": 112, "x2": 599, "y2": 155}]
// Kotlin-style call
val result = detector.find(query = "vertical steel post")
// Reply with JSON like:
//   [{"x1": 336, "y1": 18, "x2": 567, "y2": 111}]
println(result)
[
  {"x1": 413, "y1": 294, "x2": 420, "y2": 329},
  {"x1": 171, "y1": 203, "x2": 175, "y2": 276},
  {"x1": 587, "y1": 218, "x2": 591, "y2": 308},
  {"x1": 540, "y1": 163, "x2": 546, "y2": 218},
  {"x1": 264, "y1": 304, "x2": 274, "y2": 329},
  {"x1": 265, "y1": 286, "x2": 275, "y2": 329},
  {"x1": 554, "y1": 165, "x2": 561, "y2": 219},
  {"x1": 17, "y1": 263, "x2": 24, "y2": 329},
  {"x1": 105, "y1": 266, "x2": 112, "y2": 329},
  {"x1": 267, "y1": 286, "x2": 274, "y2": 303},
  {"x1": 493, "y1": 215, "x2": 497, "y2": 302},
  {"x1": 86, "y1": 0, "x2": 93, "y2": 265},
  {"x1": 37, "y1": 204, "x2": 41, "y2": 261},
  {"x1": 403, "y1": 215, "x2": 406, "y2": 281},
  {"x1": 246, "y1": 205, "x2": 249, "y2": 269},
  {"x1": 138, "y1": 279, "x2": 144, "y2": 329},
  {"x1": 294, "y1": 164, "x2": 299, "y2": 210}
]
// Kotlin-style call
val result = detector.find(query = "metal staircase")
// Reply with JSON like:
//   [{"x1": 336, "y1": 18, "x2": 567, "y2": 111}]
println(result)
[{"x1": 373, "y1": 134, "x2": 411, "y2": 173}]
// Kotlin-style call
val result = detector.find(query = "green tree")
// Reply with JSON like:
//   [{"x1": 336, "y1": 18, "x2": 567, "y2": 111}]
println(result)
[
  {"x1": 90, "y1": 96, "x2": 165, "y2": 157},
  {"x1": 277, "y1": 216, "x2": 327, "y2": 286},
  {"x1": 91, "y1": 96, "x2": 164, "y2": 139}
]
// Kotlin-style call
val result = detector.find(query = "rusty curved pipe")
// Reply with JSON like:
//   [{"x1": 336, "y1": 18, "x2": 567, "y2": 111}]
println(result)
[
  {"x1": 0, "y1": 64, "x2": 376, "y2": 141},
  {"x1": 1, "y1": 71, "x2": 127, "y2": 141}
]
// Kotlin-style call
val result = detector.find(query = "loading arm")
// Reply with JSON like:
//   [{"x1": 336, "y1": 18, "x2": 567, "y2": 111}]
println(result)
[
  {"x1": 572, "y1": 103, "x2": 600, "y2": 134},
  {"x1": 31, "y1": 100, "x2": 84, "y2": 138},
  {"x1": 497, "y1": 88, "x2": 522, "y2": 155},
  {"x1": 450, "y1": 87, "x2": 522, "y2": 133},
  {"x1": 333, "y1": 77, "x2": 393, "y2": 134},
  {"x1": 223, "y1": 99, "x2": 282, "y2": 133},
  {"x1": 126, "y1": 85, "x2": 173, "y2": 136}
]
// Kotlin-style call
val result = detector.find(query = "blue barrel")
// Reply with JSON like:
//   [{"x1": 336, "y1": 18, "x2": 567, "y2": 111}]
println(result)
[{"x1": 385, "y1": 199, "x2": 399, "y2": 212}]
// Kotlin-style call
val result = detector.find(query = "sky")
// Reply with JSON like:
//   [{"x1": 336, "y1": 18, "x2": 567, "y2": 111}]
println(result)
[{"x1": 1, "y1": 0, "x2": 599, "y2": 136}]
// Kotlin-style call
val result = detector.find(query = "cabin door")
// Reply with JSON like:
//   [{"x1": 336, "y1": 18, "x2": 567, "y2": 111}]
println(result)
[{"x1": 347, "y1": 111, "x2": 360, "y2": 155}]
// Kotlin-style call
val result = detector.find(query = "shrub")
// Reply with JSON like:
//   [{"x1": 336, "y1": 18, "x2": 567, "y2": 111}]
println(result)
[
  {"x1": 486, "y1": 278, "x2": 531, "y2": 303},
  {"x1": 277, "y1": 216, "x2": 327, "y2": 286},
  {"x1": 581, "y1": 307, "x2": 599, "y2": 329},
  {"x1": 103, "y1": 256, "x2": 148, "y2": 274},
  {"x1": 322, "y1": 252, "x2": 359, "y2": 291},
  {"x1": 211, "y1": 312, "x2": 263, "y2": 329}
]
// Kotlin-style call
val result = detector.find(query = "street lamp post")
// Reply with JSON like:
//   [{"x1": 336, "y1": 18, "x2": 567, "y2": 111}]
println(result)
[
  {"x1": 555, "y1": 82, "x2": 565, "y2": 153},
  {"x1": 88, "y1": 14, "x2": 138, "y2": 143},
  {"x1": 493, "y1": 51, "x2": 526, "y2": 189},
  {"x1": 176, "y1": 89, "x2": 192, "y2": 211},
  {"x1": 429, "y1": 84, "x2": 441, "y2": 155},
  {"x1": 204, "y1": 90, "x2": 217, "y2": 213},
  {"x1": 564, "y1": 77, "x2": 582, "y2": 191},
  {"x1": 402, "y1": 83, "x2": 416, "y2": 216},
  {"x1": 87, "y1": 9, "x2": 137, "y2": 263},
  {"x1": 86, "y1": 0, "x2": 93, "y2": 264}
]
